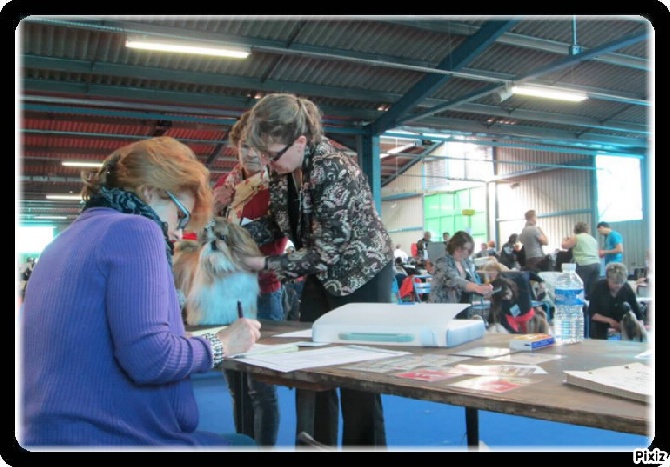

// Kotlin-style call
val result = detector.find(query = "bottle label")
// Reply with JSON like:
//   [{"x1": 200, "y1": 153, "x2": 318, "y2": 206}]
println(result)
[{"x1": 555, "y1": 287, "x2": 584, "y2": 306}]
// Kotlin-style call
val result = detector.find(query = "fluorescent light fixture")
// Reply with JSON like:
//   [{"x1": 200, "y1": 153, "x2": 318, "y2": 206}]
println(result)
[
  {"x1": 34, "y1": 215, "x2": 67, "y2": 220},
  {"x1": 62, "y1": 161, "x2": 103, "y2": 168},
  {"x1": 126, "y1": 36, "x2": 250, "y2": 59},
  {"x1": 46, "y1": 194, "x2": 82, "y2": 201},
  {"x1": 511, "y1": 85, "x2": 587, "y2": 102}
]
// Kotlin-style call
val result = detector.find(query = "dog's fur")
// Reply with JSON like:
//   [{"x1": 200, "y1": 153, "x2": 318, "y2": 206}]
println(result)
[
  {"x1": 487, "y1": 276, "x2": 550, "y2": 334},
  {"x1": 620, "y1": 310, "x2": 648, "y2": 342},
  {"x1": 173, "y1": 217, "x2": 262, "y2": 326}
]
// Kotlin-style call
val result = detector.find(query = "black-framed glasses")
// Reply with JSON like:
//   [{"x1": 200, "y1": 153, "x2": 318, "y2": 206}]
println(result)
[
  {"x1": 267, "y1": 142, "x2": 293, "y2": 162},
  {"x1": 166, "y1": 191, "x2": 191, "y2": 231}
]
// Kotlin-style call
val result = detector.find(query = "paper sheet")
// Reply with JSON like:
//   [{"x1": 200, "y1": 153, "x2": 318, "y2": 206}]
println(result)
[
  {"x1": 238, "y1": 345, "x2": 409, "y2": 373},
  {"x1": 274, "y1": 329, "x2": 313, "y2": 339}
]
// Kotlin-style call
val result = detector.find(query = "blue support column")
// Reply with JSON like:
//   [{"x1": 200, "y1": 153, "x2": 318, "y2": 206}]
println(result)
[{"x1": 359, "y1": 133, "x2": 382, "y2": 213}]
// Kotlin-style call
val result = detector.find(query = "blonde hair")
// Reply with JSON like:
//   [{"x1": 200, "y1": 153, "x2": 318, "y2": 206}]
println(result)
[
  {"x1": 246, "y1": 93, "x2": 323, "y2": 153},
  {"x1": 481, "y1": 259, "x2": 509, "y2": 275},
  {"x1": 229, "y1": 110, "x2": 251, "y2": 147},
  {"x1": 80, "y1": 136, "x2": 213, "y2": 231},
  {"x1": 230, "y1": 110, "x2": 263, "y2": 174}
]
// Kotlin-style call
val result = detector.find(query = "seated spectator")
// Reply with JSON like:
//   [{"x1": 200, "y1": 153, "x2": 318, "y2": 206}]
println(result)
[
  {"x1": 394, "y1": 257, "x2": 410, "y2": 288},
  {"x1": 486, "y1": 240, "x2": 498, "y2": 259},
  {"x1": 428, "y1": 231, "x2": 493, "y2": 304},
  {"x1": 588, "y1": 262, "x2": 643, "y2": 340},
  {"x1": 475, "y1": 242, "x2": 490, "y2": 259},
  {"x1": 393, "y1": 244, "x2": 409, "y2": 263},
  {"x1": 499, "y1": 233, "x2": 520, "y2": 270},
  {"x1": 415, "y1": 231, "x2": 431, "y2": 262}
]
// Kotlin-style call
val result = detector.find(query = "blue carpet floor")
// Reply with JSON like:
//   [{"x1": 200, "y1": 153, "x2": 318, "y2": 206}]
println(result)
[{"x1": 191, "y1": 371, "x2": 651, "y2": 452}]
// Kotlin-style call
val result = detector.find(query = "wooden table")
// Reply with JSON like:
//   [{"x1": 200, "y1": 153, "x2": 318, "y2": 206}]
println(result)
[{"x1": 207, "y1": 321, "x2": 652, "y2": 445}]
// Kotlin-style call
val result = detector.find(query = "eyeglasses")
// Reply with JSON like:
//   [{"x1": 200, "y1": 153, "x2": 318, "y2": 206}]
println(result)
[
  {"x1": 266, "y1": 143, "x2": 293, "y2": 162},
  {"x1": 166, "y1": 191, "x2": 191, "y2": 231}
]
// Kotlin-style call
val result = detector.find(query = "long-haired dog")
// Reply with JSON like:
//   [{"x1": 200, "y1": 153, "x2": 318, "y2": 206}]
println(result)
[
  {"x1": 620, "y1": 309, "x2": 648, "y2": 342},
  {"x1": 173, "y1": 217, "x2": 262, "y2": 326},
  {"x1": 487, "y1": 276, "x2": 550, "y2": 334}
]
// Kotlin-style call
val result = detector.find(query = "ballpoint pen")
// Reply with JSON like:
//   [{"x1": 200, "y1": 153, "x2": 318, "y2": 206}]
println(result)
[{"x1": 237, "y1": 300, "x2": 243, "y2": 319}]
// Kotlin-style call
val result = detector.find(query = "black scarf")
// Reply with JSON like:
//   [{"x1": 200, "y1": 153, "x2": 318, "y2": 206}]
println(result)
[{"x1": 82, "y1": 187, "x2": 174, "y2": 266}]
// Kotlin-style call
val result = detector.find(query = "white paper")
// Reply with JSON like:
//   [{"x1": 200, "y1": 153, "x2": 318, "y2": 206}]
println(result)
[
  {"x1": 228, "y1": 342, "x2": 299, "y2": 359},
  {"x1": 238, "y1": 345, "x2": 409, "y2": 373},
  {"x1": 563, "y1": 362, "x2": 651, "y2": 400},
  {"x1": 274, "y1": 329, "x2": 313, "y2": 338}
]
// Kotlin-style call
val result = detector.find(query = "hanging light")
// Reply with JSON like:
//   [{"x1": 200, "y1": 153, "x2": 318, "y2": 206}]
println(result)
[
  {"x1": 126, "y1": 36, "x2": 250, "y2": 59},
  {"x1": 511, "y1": 85, "x2": 587, "y2": 102}
]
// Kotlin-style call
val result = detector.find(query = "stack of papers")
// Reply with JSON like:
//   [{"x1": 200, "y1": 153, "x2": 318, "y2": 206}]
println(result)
[{"x1": 237, "y1": 345, "x2": 409, "y2": 373}]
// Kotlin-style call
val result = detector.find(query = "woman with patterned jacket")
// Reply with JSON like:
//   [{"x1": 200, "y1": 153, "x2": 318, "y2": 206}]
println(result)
[{"x1": 242, "y1": 93, "x2": 394, "y2": 448}]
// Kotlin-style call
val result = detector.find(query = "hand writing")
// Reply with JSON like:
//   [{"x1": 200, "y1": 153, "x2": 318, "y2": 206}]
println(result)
[{"x1": 216, "y1": 318, "x2": 261, "y2": 357}]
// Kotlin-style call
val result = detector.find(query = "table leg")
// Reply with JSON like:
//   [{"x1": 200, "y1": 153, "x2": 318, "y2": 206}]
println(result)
[
  {"x1": 465, "y1": 407, "x2": 479, "y2": 446},
  {"x1": 295, "y1": 389, "x2": 317, "y2": 445}
]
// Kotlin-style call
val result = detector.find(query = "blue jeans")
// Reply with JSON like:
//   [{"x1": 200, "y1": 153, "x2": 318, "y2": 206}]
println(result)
[
  {"x1": 257, "y1": 289, "x2": 284, "y2": 321},
  {"x1": 224, "y1": 290, "x2": 282, "y2": 446}
]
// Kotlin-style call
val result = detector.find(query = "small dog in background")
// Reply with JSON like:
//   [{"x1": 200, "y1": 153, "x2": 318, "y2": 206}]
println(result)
[
  {"x1": 173, "y1": 217, "x2": 262, "y2": 326},
  {"x1": 488, "y1": 276, "x2": 550, "y2": 334},
  {"x1": 620, "y1": 310, "x2": 648, "y2": 342}
]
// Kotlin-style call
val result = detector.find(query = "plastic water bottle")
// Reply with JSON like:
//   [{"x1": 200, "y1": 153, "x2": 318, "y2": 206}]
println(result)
[{"x1": 553, "y1": 263, "x2": 585, "y2": 345}]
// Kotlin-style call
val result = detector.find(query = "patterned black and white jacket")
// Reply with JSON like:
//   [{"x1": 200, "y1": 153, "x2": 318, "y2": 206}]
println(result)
[{"x1": 245, "y1": 137, "x2": 394, "y2": 297}]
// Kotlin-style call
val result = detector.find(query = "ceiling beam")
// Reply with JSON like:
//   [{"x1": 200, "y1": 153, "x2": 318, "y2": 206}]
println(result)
[{"x1": 370, "y1": 19, "x2": 519, "y2": 136}]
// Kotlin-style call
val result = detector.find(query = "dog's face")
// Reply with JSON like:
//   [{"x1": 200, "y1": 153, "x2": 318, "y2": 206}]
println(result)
[
  {"x1": 488, "y1": 277, "x2": 518, "y2": 325},
  {"x1": 197, "y1": 217, "x2": 262, "y2": 282}
]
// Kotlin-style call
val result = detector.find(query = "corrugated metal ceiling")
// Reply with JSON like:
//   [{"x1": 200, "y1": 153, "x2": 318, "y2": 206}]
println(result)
[{"x1": 19, "y1": 15, "x2": 652, "y2": 225}]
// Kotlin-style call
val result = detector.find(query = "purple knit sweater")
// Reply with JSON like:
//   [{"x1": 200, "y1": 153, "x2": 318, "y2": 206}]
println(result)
[{"x1": 20, "y1": 208, "x2": 228, "y2": 446}]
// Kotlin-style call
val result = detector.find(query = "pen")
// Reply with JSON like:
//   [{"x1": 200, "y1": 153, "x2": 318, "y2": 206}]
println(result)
[{"x1": 237, "y1": 300, "x2": 243, "y2": 319}]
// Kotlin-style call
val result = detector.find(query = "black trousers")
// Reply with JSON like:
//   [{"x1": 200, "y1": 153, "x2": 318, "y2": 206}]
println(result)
[{"x1": 296, "y1": 260, "x2": 393, "y2": 447}]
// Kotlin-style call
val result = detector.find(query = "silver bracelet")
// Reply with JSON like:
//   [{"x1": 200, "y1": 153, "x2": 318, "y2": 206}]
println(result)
[{"x1": 201, "y1": 332, "x2": 225, "y2": 368}]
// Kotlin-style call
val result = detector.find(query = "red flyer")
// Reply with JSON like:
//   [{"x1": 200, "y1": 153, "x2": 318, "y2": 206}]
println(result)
[
  {"x1": 394, "y1": 369, "x2": 462, "y2": 382},
  {"x1": 449, "y1": 376, "x2": 536, "y2": 393}
]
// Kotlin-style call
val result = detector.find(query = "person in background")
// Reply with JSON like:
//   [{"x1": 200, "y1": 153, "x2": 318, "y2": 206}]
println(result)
[
  {"x1": 442, "y1": 232, "x2": 450, "y2": 247},
  {"x1": 19, "y1": 257, "x2": 36, "y2": 299},
  {"x1": 20, "y1": 136, "x2": 260, "y2": 447},
  {"x1": 596, "y1": 221, "x2": 624, "y2": 268},
  {"x1": 498, "y1": 233, "x2": 520, "y2": 270},
  {"x1": 518, "y1": 209, "x2": 548, "y2": 272},
  {"x1": 241, "y1": 93, "x2": 394, "y2": 447},
  {"x1": 393, "y1": 243, "x2": 409, "y2": 263},
  {"x1": 588, "y1": 262, "x2": 642, "y2": 340},
  {"x1": 393, "y1": 256, "x2": 410, "y2": 290},
  {"x1": 415, "y1": 231, "x2": 432, "y2": 262},
  {"x1": 428, "y1": 230, "x2": 494, "y2": 304},
  {"x1": 475, "y1": 242, "x2": 490, "y2": 258},
  {"x1": 211, "y1": 111, "x2": 287, "y2": 447},
  {"x1": 281, "y1": 240, "x2": 305, "y2": 321},
  {"x1": 562, "y1": 221, "x2": 600, "y2": 300}
]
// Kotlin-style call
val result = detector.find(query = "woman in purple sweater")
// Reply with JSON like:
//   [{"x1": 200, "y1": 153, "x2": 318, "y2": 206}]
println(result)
[{"x1": 20, "y1": 136, "x2": 261, "y2": 448}]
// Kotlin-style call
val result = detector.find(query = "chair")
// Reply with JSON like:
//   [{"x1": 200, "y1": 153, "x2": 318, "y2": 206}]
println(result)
[
  {"x1": 413, "y1": 280, "x2": 431, "y2": 302},
  {"x1": 390, "y1": 278, "x2": 403, "y2": 304}
]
